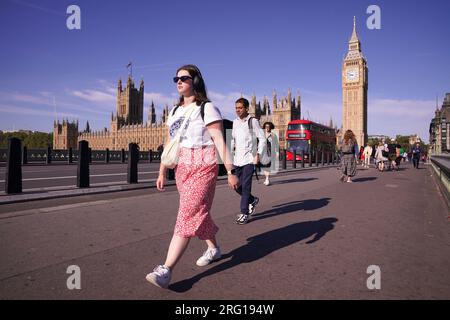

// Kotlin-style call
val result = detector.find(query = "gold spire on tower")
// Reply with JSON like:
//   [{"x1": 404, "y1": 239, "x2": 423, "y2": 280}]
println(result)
[{"x1": 349, "y1": 16, "x2": 359, "y2": 43}]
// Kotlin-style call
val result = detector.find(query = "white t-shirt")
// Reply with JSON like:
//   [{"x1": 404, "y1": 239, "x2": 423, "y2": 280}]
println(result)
[{"x1": 167, "y1": 102, "x2": 222, "y2": 148}]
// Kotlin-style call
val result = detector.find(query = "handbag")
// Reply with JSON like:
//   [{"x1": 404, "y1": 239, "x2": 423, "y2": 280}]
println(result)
[
  {"x1": 259, "y1": 136, "x2": 272, "y2": 166},
  {"x1": 161, "y1": 105, "x2": 196, "y2": 169}
]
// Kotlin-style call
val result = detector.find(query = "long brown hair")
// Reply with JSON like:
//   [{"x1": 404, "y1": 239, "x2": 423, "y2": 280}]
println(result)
[
  {"x1": 343, "y1": 129, "x2": 356, "y2": 144},
  {"x1": 176, "y1": 64, "x2": 209, "y2": 106}
]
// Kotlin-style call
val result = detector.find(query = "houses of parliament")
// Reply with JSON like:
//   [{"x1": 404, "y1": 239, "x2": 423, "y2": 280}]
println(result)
[
  {"x1": 54, "y1": 17, "x2": 368, "y2": 151},
  {"x1": 53, "y1": 76, "x2": 301, "y2": 151}
]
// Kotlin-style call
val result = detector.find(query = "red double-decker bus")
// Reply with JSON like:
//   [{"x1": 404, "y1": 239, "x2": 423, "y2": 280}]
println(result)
[{"x1": 285, "y1": 120, "x2": 336, "y2": 161}]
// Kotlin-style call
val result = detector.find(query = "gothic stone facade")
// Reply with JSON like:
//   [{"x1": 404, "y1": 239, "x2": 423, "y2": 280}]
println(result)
[
  {"x1": 53, "y1": 76, "x2": 173, "y2": 151},
  {"x1": 430, "y1": 93, "x2": 450, "y2": 154},
  {"x1": 53, "y1": 119, "x2": 79, "y2": 150},
  {"x1": 248, "y1": 88, "x2": 301, "y2": 149}
]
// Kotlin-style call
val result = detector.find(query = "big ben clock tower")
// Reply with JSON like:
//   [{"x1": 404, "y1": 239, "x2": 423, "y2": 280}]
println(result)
[{"x1": 342, "y1": 17, "x2": 368, "y2": 146}]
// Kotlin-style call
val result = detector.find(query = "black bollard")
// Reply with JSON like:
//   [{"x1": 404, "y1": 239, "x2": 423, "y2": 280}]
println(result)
[
  {"x1": 46, "y1": 146, "x2": 52, "y2": 164},
  {"x1": 293, "y1": 149, "x2": 297, "y2": 169},
  {"x1": 309, "y1": 150, "x2": 312, "y2": 167},
  {"x1": 77, "y1": 140, "x2": 89, "y2": 188},
  {"x1": 5, "y1": 137, "x2": 22, "y2": 194},
  {"x1": 282, "y1": 149, "x2": 287, "y2": 170},
  {"x1": 149, "y1": 150, "x2": 153, "y2": 163},
  {"x1": 68, "y1": 147, "x2": 73, "y2": 164},
  {"x1": 22, "y1": 146, "x2": 27, "y2": 165},
  {"x1": 301, "y1": 150, "x2": 305, "y2": 168},
  {"x1": 316, "y1": 149, "x2": 319, "y2": 167},
  {"x1": 105, "y1": 148, "x2": 110, "y2": 164},
  {"x1": 331, "y1": 152, "x2": 335, "y2": 165},
  {"x1": 121, "y1": 148, "x2": 125, "y2": 163},
  {"x1": 167, "y1": 168, "x2": 175, "y2": 180},
  {"x1": 127, "y1": 143, "x2": 139, "y2": 184}
]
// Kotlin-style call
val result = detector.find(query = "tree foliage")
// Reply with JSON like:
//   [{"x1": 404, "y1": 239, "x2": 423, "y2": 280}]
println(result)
[{"x1": 0, "y1": 131, "x2": 53, "y2": 149}]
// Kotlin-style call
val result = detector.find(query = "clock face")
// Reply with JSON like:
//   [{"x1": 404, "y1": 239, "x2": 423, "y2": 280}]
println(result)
[{"x1": 346, "y1": 69, "x2": 359, "y2": 81}]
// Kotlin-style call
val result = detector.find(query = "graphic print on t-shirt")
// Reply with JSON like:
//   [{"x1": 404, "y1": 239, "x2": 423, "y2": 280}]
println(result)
[{"x1": 169, "y1": 116, "x2": 190, "y2": 138}]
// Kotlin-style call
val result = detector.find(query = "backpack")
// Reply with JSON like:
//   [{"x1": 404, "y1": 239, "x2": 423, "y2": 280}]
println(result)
[{"x1": 171, "y1": 101, "x2": 208, "y2": 121}]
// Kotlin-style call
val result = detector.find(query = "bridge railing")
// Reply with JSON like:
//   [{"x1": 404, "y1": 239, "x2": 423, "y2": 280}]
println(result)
[
  {"x1": 0, "y1": 147, "x2": 162, "y2": 164},
  {"x1": 430, "y1": 154, "x2": 450, "y2": 206}
]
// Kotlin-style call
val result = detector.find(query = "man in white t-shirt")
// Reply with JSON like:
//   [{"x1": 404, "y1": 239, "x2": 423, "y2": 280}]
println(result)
[{"x1": 232, "y1": 98, "x2": 266, "y2": 225}]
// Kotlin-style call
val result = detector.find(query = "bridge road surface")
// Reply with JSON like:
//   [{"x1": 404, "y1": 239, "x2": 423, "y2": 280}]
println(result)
[{"x1": 0, "y1": 165, "x2": 449, "y2": 299}]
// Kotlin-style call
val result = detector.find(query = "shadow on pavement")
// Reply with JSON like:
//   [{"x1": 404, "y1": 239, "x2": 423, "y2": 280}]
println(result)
[
  {"x1": 169, "y1": 217, "x2": 338, "y2": 293},
  {"x1": 268, "y1": 177, "x2": 317, "y2": 185},
  {"x1": 352, "y1": 177, "x2": 377, "y2": 182},
  {"x1": 386, "y1": 167, "x2": 407, "y2": 172},
  {"x1": 250, "y1": 198, "x2": 331, "y2": 222}
]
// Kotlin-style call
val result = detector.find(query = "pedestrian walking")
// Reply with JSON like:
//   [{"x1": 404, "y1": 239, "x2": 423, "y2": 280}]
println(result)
[
  {"x1": 375, "y1": 141, "x2": 388, "y2": 171},
  {"x1": 232, "y1": 97, "x2": 266, "y2": 224},
  {"x1": 363, "y1": 144, "x2": 372, "y2": 168},
  {"x1": 339, "y1": 130, "x2": 358, "y2": 183},
  {"x1": 386, "y1": 143, "x2": 397, "y2": 171},
  {"x1": 412, "y1": 142, "x2": 421, "y2": 169},
  {"x1": 394, "y1": 143, "x2": 402, "y2": 171},
  {"x1": 261, "y1": 121, "x2": 279, "y2": 186},
  {"x1": 146, "y1": 64, "x2": 239, "y2": 289}
]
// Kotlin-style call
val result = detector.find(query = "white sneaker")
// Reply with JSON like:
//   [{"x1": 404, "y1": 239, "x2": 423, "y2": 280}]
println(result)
[
  {"x1": 263, "y1": 179, "x2": 270, "y2": 186},
  {"x1": 248, "y1": 197, "x2": 259, "y2": 215},
  {"x1": 145, "y1": 265, "x2": 171, "y2": 289},
  {"x1": 236, "y1": 213, "x2": 250, "y2": 225},
  {"x1": 196, "y1": 247, "x2": 221, "y2": 267}
]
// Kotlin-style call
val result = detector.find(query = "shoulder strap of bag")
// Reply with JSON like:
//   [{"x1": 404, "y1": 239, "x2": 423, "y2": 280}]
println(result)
[
  {"x1": 172, "y1": 101, "x2": 208, "y2": 122},
  {"x1": 248, "y1": 116, "x2": 254, "y2": 130},
  {"x1": 248, "y1": 117, "x2": 262, "y2": 180},
  {"x1": 200, "y1": 101, "x2": 208, "y2": 122},
  {"x1": 171, "y1": 105, "x2": 179, "y2": 117},
  {"x1": 253, "y1": 164, "x2": 259, "y2": 181},
  {"x1": 173, "y1": 106, "x2": 196, "y2": 139}
]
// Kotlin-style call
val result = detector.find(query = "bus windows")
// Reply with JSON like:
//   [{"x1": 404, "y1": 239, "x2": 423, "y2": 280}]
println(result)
[{"x1": 287, "y1": 124, "x2": 310, "y2": 131}]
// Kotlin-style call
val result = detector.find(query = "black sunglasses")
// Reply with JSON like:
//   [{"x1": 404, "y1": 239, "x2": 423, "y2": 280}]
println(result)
[{"x1": 173, "y1": 76, "x2": 192, "y2": 83}]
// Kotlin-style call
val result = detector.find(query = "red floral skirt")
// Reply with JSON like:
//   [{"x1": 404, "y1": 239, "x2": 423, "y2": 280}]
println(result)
[{"x1": 174, "y1": 146, "x2": 219, "y2": 240}]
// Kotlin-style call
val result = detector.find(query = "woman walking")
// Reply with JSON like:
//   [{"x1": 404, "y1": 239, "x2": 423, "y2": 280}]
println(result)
[
  {"x1": 261, "y1": 121, "x2": 277, "y2": 186},
  {"x1": 339, "y1": 130, "x2": 358, "y2": 183},
  {"x1": 146, "y1": 64, "x2": 239, "y2": 289},
  {"x1": 375, "y1": 141, "x2": 388, "y2": 171}
]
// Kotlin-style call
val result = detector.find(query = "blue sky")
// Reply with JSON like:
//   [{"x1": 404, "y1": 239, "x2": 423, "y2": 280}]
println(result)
[{"x1": 0, "y1": 0, "x2": 449, "y2": 141}]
